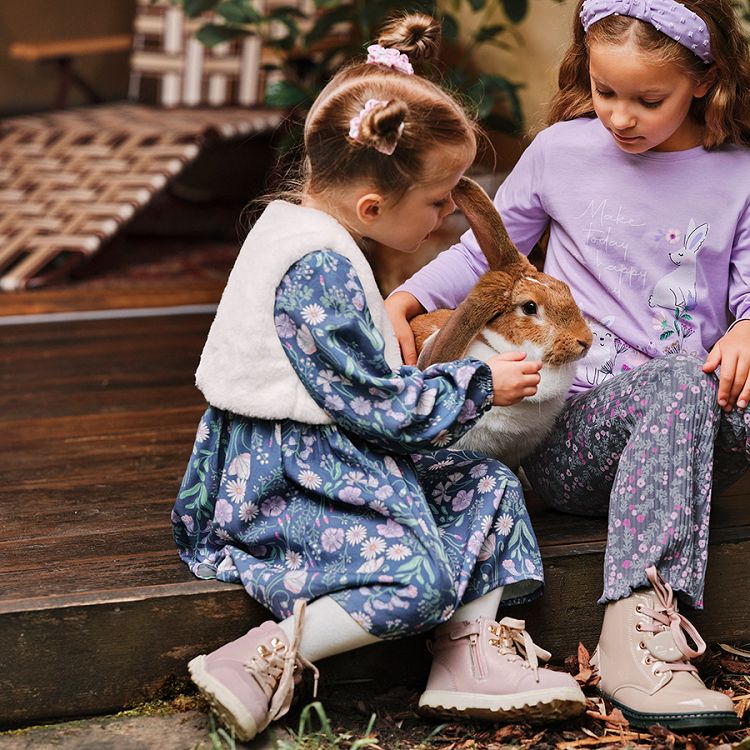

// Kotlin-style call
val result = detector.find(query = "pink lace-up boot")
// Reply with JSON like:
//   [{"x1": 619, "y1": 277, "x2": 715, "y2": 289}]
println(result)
[
  {"x1": 591, "y1": 566, "x2": 739, "y2": 731},
  {"x1": 419, "y1": 616, "x2": 587, "y2": 722},
  {"x1": 188, "y1": 600, "x2": 318, "y2": 742}
]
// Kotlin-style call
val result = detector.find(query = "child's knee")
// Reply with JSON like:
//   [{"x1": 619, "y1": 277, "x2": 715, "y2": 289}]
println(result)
[{"x1": 641, "y1": 354, "x2": 717, "y2": 397}]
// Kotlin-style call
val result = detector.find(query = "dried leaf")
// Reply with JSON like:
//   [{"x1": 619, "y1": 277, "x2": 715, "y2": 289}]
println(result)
[
  {"x1": 521, "y1": 730, "x2": 548, "y2": 749},
  {"x1": 648, "y1": 724, "x2": 678, "y2": 750},
  {"x1": 585, "y1": 706, "x2": 630, "y2": 731},
  {"x1": 718, "y1": 643, "x2": 750, "y2": 659},
  {"x1": 734, "y1": 694, "x2": 750, "y2": 719},
  {"x1": 574, "y1": 642, "x2": 601, "y2": 687},
  {"x1": 492, "y1": 724, "x2": 524, "y2": 741},
  {"x1": 719, "y1": 658, "x2": 750, "y2": 675},
  {"x1": 556, "y1": 731, "x2": 649, "y2": 749}
]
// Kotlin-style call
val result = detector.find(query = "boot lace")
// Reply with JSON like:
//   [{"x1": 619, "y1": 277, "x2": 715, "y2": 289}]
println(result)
[
  {"x1": 488, "y1": 617, "x2": 552, "y2": 677},
  {"x1": 244, "y1": 599, "x2": 320, "y2": 732},
  {"x1": 639, "y1": 566, "x2": 706, "y2": 676}
]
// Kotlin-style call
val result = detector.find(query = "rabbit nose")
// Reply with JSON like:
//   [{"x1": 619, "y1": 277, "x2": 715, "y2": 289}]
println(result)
[{"x1": 578, "y1": 339, "x2": 590, "y2": 353}]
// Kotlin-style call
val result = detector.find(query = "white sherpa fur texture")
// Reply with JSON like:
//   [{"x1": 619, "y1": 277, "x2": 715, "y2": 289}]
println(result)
[{"x1": 195, "y1": 200, "x2": 402, "y2": 424}]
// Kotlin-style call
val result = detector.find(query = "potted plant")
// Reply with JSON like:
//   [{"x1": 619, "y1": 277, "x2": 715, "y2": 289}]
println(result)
[{"x1": 179, "y1": 0, "x2": 535, "y2": 137}]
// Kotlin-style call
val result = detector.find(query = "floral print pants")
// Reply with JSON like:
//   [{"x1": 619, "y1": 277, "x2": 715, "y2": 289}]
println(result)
[{"x1": 523, "y1": 355, "x2": 749, "y2": 608}]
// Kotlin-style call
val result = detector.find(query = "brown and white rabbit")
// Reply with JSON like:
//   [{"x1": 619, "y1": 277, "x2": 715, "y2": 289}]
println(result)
[{"x1": 411, "y1": 176, "x2": 592, "y2": 467}]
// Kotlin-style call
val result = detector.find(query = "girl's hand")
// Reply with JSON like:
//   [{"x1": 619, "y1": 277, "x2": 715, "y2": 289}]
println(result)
[
  {"x1": 385, "y1": 291, "x2": 426, "y2": 366},
  {"x1": 487, "y1": 352, "x2": 542, "y2": 406},
  {"x1": 703, "y1": 319, "x2": 750, "y2": 411}
]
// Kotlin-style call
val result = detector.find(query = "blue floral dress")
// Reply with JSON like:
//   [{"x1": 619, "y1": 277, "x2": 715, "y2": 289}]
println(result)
[{"x1": 173, "y1": 250, "x2": 543, "y2": 639}]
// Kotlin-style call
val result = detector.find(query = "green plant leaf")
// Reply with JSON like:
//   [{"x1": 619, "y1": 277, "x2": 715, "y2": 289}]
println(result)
[
  {"x1": 502, "y1": 0, "x2": 528, "y2": 23},
  {"x1": 475, "y1": 23, "x2": 506, "y2": 42},
  {"x1": 264, "y1": 79, "x2": 310, "y2": 108},
  {"x1": 216, "y1": 0, "x2": 261, "y2": 24},
  {"x1": 440, "y1": 12, "x2": 460, "y2": 41},
  {"x1": 196, "y1": 23, "x2": 247, "y2": 46},
  {"x1": 268, "y1": 4, "x2": 307, "y2": 19},
  {"x1": 183, "y1": 0, "x2": 220, "y2": 17},
  {"x1": 305, "y1": 4, "x2": 356, "y2": 46}
]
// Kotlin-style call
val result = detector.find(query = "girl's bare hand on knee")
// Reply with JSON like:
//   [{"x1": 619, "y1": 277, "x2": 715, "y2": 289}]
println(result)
[
  {"x1": 703, "y1": 321, "x2": 750, "y2": 410},
  {"x1": 487, "y1": 352, "x2": 542, "y2": 406}
]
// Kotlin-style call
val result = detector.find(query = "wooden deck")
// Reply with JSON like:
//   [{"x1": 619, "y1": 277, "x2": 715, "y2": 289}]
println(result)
[{"x1": 1, "y1": 308, "x2": 749, "y2": 727}]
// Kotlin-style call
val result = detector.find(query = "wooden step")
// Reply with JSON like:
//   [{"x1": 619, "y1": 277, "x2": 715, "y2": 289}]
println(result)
[{"x1": 1, "y1": 311, "x2": 748, "y2": 727}]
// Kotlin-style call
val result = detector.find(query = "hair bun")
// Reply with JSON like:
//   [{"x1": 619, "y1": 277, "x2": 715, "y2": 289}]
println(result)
[
  {"x1": 356, "y1": 99, "x2": 408, "y2": 154},
  {"x1": 377, "y1": 13, "x2": 441, "y2": 62}
]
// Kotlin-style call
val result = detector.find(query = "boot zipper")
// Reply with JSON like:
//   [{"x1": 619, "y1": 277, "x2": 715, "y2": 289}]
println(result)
[{"x1": 469, "y1": 634, "x2": 486, "y2": 680}]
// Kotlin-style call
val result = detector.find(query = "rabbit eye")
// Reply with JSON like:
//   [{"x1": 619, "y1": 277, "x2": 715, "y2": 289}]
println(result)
[{"x1": 521, "y1": 301, "x2": 538, "y2": 316}]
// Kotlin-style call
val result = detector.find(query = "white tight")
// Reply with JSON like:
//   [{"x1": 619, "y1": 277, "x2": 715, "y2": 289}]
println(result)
[{"x1": 278, "y1": 587, "x2": 504, "y2": 662}]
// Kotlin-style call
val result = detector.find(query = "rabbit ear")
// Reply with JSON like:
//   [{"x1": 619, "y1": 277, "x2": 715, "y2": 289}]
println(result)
[
  {"x1": 453, "y1": 177, "x2": 535, "y2": 274},
  {"x1": 685, "y1": 222, "x2": 709, "y2": 254},
  {"x1": 419, "y1": 273, "x2": 511, "y2": 366}
]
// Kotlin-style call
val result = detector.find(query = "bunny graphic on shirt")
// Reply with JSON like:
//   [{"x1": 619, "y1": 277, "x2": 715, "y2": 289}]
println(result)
[
  {"x1": 649, "y1": 219, "x2": 709, "y2": 311},
  {"x1": 584, "y1": 316, "x2": 620, "y2": 386}
]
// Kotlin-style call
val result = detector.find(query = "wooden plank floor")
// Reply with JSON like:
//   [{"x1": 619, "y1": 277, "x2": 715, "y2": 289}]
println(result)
[{"x1": 1, "y1": 311, "x2": 749, "y2": 727}]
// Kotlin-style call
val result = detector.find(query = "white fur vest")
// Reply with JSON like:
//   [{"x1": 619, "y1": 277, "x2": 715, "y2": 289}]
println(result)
[{"x1": 195, "y1": 200, "x2": 403, "y2": 424}]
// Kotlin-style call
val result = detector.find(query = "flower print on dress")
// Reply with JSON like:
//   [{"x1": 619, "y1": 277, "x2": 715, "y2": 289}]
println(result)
[
  {"x1": 261, "y1": 496, "x2": 286, "y2": 517},
  {"x1": 321, "y1": 527, "x2": 344, "y2": 552},
  {"x1": 316, "y1": 370, "x2": 341, "y2": 393},
  {"x1": 452, "y1": 489, "x2": 474, "y2": 512},
  {"x1": 338, "y1": 486, "x2": 365, "y2": 505},
  {"x1": 239, "y1": 502, "x2": 259, "y2": 522},
  {"x1": 346, "y1": 524, "x2": 368, "y2": 545},
  {"x1": 477, "y1": 475, "x2": 496, "y2": 493},
  {"x1": 495, "y1": 514, "x2": 514, "y2": 536},
  {"x1": 214, "y1": 498, "x2": 233, "y2": 527},
  {"x1": 301, "y1": 303, "x2": 326, "y2": 325},
  {"x1": 325, "y1": 394, "x2": 345, "y2": 411},
  {"x1": 361, "y1": 536, "x2": 386, "y2": 559},
  {"x1": 224, "y1": 445, "x2": 251, "y2": 473},
  {"x1": 225, "y1": 479, "x2": 247, "y2": 504},
  {"x1": 275, "y1": 313, "x2": 297, "y2": 339},
  {"x1": 296, "y1": 324, "x2": 317, "y2": 355},
  {"x1": 386, "y1": 543, "x2": 412, "y2": 560},
  {"x1": 298, "y1": 469, "x2": 322, "y2": 490},
  {"x1": 415, "y1": 388, "x2": 437, "y2": 416},
  {"x1": 173, "y1": 251, "x2": 544, "y2": 636},
  {"x1": 377, "y1": 518, "x2": 404, "y2": 538},
  {"x1": 195, "y1": 420, "x2": 210, "y2": 442},
  {"x1": 351, "y1": 397, "x2": 372, "y2": 416}
]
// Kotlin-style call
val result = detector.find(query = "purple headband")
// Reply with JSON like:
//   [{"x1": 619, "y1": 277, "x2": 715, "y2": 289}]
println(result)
[{"x1": 579, "y1": 0, "x2": 714, "y2": 63}]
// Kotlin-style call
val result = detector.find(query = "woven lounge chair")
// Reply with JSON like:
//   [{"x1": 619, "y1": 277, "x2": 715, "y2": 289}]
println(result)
[{"x1": 1, "y1": 0, "x2": 293, "y2": 291}]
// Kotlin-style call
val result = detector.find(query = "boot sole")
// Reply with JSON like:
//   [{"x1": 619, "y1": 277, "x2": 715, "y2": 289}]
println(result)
[
  {"x1": 188, "y1": 654, "x2": 260, "y2": 742},
  {"x1": 418, "y1": 686, "x2": 587, "y2": 723},
  {"x1": 602, "y1": 692, "x2": 741, "y2": 731}
]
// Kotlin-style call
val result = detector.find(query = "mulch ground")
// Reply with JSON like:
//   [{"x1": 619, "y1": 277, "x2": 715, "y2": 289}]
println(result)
[{"x1": 276, "y1": 642, "x2": 750, "y2": 750}]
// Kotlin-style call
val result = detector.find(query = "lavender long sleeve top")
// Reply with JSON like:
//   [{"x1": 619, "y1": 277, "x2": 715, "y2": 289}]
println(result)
[{"x1": 399, "y1": 117, "x2": 750, "y2": 393}]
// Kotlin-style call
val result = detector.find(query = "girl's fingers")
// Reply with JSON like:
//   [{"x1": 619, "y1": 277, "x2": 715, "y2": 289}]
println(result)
[
  {"x1": 730, "y1": 358, "x2": 750, "y2": 409},
  {"x1": 718, "y1": 355, "x2": 737, "y2": 408},
  {"x1": 496, "y1": 351, "x2": 527, "y2": 362},
  {"x1": 703, "y1": 344, "x2": 722, "y2": 373},
  {"x1": 738, "y1": 382, "x2": 750, "y2": 410},
  {"x1": 522, "y1": 386, "x2": 538, "y2": 396},
  {"x1": 521, "y1": 361, "x2": 543, "y2": 374},
  {"x1": 400, "y1": 335, "x2": 417, "y2": 366},
  {"x1": 394, "y1": 323, "x2": 417, "y2": 365}
]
